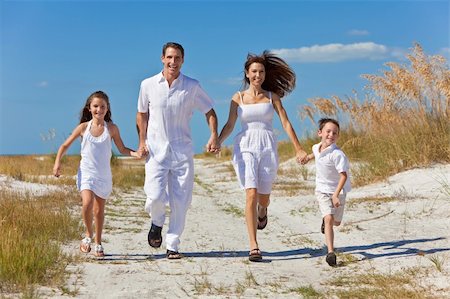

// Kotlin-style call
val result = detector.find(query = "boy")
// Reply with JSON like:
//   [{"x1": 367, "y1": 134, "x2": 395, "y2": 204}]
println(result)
[{"x1": 301, "y1": 118, "x2": 351, "y2": 266}]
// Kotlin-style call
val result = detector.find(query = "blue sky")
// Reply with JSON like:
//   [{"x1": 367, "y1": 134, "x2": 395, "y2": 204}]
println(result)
[{"x1": 1, "y1": 0, "x2": 449, "y2": 155}]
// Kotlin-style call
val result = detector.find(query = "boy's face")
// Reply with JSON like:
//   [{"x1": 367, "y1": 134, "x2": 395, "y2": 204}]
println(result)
[{"x1": 318, "y1": 122, "x2": 339, "y2": 148}]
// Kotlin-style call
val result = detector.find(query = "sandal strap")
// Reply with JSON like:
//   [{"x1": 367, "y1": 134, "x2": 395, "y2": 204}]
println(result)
[{"x1": 82, "y1": 237, "x2": 92, "y2": 245}]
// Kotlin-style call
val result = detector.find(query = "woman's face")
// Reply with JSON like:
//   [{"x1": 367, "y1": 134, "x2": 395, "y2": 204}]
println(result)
[{"x1": 246, "y1": 62, "x2": 265, "y2": 87}]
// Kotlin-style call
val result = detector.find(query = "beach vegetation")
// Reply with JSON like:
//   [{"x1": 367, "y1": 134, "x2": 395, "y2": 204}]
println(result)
[
  {"x1": 0, "y1": 189, "x2": 81, "y2": 294},
  {"x1": 327, "y1": 266, "x2": 436, "y2": 299},
  {"x1": 299, "y1": 43, "x2": 449, "y2": 186}
]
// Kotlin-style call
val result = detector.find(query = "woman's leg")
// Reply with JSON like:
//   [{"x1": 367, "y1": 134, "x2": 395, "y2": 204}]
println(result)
[
  {"x1": 257, "y1": 193, "x2": 270, "y2": 218},
  {"x1": 245, "y1": 188, "x2": 258, "y2": 250}
]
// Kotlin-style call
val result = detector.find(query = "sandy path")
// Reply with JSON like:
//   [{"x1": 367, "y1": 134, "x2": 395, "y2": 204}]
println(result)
[{"x1": 39, "y1": 161, "x2": 450, "y2": 298}]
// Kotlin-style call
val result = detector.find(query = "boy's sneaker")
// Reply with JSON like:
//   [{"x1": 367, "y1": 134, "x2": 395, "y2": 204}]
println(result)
[
  {"x1": 321, "y1": 218, "x2": 325, "y2": 234},
  {"x1": 326, "y1": 252, "x2": 337, "y2": 267}
]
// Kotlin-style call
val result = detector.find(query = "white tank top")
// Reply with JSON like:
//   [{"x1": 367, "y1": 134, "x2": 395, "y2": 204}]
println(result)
[
  {"x1": 79, "y1": 120, "x2": 112, "y2": 179},
  {"x1": 234, "y1": 91, "x2": 277, "y2": 153}
]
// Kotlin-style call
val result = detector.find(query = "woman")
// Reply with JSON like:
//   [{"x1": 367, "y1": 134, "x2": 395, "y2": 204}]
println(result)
[{"x1": 218, "y1": 51, "x2": 307, "y2": 261}]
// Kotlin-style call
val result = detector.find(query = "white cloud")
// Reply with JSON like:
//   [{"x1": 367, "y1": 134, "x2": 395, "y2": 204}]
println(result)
[
  {"x1": 348, "y1": 29, "x2": 370, "y2": 36},
  {"x1": 272, "y1": 42, "x2": 390, "y2": 63},
  {"x1": 36, "y1": 81, "x2": 48, "y2": 88}
]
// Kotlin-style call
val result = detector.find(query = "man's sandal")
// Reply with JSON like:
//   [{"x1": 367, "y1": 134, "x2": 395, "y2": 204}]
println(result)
[
  {"x1": 248, "y1": 248, "x2": 262, "y2": 262},
  {"x1": 166, "y1": 250, "x2": 183, "y2": 260},
  {"x1": 80, "y1": 237, "x2": 92, "y2": 253},
  {"x1": 148, "y1": 223, "x2": 163, "y2": 248}
]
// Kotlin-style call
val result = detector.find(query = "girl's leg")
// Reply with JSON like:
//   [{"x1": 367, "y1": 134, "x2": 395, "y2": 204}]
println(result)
[
  {"x1": 324, "y1": 214, "x2": 335, "y2": 253},
  {"x1": 93, "y1": 195, "x2": 106, "y2": 245},
  {"x1": 81, "y1": 190, "x2": 95, "y2": 239},
  {"x1": 245, "y1": 188, "x2": 258, "y2": 250}
]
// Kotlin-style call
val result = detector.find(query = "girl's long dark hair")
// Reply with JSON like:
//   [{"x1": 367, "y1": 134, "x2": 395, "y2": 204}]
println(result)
[
  {"x1": 243, "y1": 51, "x2": 296, "y2": 98},
  {"x1": 79, "y1": 91, "x2": 112, "y2": 124}
]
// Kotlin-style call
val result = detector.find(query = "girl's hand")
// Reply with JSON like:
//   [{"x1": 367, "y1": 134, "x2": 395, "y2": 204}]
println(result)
[
  {"x1": 332, "y1": 195, "x2": 340, "y2": 208},
  {"x1": 53, "y1": 164, "x2": 61, "y2": 177}
]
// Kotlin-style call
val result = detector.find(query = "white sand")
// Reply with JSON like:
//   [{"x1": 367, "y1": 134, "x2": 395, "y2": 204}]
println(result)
[{"x1": 3, "y1": 161, "x2": 450, "y2": 298}]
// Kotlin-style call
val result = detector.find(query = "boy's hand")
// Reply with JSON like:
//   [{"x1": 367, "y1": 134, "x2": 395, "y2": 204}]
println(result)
[
  {"x1": 298, "y1": 153, "x2": 312, "y2": 165},
  {"x1": 332, "y1": 195, "x2": 340, "y2": 208}
]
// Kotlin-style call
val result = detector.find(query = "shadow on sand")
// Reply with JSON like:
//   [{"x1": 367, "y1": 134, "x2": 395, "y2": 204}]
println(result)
[{"x1": 94, "y1": 237, "x2": 448, "y2": 263}]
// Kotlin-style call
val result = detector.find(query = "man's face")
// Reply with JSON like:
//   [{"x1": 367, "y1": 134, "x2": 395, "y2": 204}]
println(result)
[{"x1": 161, "y1": 47, "x2": 184, "y2": 77}]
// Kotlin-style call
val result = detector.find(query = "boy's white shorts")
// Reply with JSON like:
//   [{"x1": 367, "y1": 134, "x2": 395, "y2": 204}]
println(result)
[{"x1": 315, "y1": 192, "x2": 346, "y2": 222}]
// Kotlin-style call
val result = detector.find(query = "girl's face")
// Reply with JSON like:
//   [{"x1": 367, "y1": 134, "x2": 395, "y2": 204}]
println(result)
[
  {"x1": 318, "y1": 122, "x2": 339, "y2": 148},
  {"x1": 246, "y1": 62, "x2": 265, "y2": 87},
  {"x1": 89, "y1": 97, "x2": 108, "y2": 121}
]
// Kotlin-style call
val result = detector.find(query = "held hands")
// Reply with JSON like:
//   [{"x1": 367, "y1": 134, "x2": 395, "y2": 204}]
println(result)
[
  {"x1": 206, "y1": 135, "x2": 221, "y2": 154},
  {"x1": 296, "y1": 150, "x2": 309, "y2": 164},
  {"x1": 137, "y1": 143, "x2": 149, "y2": 159}
]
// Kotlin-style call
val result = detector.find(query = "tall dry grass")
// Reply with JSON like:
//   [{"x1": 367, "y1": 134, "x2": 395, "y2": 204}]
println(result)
[
  {"x1": 0, "y1": 189, "x2": 81, "y2": 293},
  {"x1": 300, "y1": 43, "x2": 450, "y2": 185},
  {"x1": 0, "y1": 154, "x2": 145, "y2": 189}
]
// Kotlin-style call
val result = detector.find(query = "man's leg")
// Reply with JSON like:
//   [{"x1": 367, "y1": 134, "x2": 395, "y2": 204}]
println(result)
[
  {"x1": 165, "y1": 158, "x2": 194, "y2": 253},
  {"x1": 144, "y1": 157, "x2": 169, "y2": 227}
]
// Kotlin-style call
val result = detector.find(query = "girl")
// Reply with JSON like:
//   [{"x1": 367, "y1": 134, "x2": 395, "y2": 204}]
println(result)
[
  {"x1": 53, "y1": 91, "x2": 139, "y2": 257},
  {"x1": 218, "y1": 52, "x2": 307, "y2": 261}
]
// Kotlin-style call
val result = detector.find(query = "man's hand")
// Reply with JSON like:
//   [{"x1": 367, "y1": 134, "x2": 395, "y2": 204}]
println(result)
[
  {"x1": 138, "y1": 142, "x2": 149, "y2": 158},
  {"x1": 206, "y1": 135, "x2": 220, "y2": 153}
]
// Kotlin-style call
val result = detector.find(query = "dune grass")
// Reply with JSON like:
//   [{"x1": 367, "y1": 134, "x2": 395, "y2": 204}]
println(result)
[
  {"x1": 299, "y1": 43, "x2": 450, "y2": 186},
  {"x1": 0, "y1": 189, "x2": 81, "y2": 294},
  {"x1": 0, "y1": 154, "x2": 145, "y2": 189}
]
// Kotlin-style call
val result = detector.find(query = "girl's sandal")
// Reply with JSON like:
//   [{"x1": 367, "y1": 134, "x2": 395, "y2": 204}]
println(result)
[
  {"x1": 94, "y1": 244, "x2": 105, "y2": 257},
  {"x1": 80, "y1": 237, "x2": 92, "y2": 253}
]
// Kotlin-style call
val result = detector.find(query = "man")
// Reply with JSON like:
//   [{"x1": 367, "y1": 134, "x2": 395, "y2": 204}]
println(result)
[{"x1": 136, "y1": 42, "x2": 219, "y2": 259}]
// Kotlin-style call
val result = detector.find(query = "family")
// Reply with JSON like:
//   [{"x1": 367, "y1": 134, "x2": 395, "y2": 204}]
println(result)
[{"x1": 53, "y1": 42, "x2": 350, "y2": 267}]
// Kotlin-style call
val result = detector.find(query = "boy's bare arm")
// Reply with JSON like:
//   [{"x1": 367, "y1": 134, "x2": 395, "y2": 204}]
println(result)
[{"x1": 332, "y1": 171, "x2": 348, "y2": 207}]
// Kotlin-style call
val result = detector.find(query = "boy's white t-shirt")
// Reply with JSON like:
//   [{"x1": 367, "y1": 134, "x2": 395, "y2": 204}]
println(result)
[{"x1": 312, "y1": 142, "x2": 351, "y2": 194}]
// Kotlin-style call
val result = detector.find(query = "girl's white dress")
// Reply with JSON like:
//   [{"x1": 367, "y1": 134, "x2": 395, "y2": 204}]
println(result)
[{"x1": 77, "y1": 120, "x2": 112, "y2": 199}]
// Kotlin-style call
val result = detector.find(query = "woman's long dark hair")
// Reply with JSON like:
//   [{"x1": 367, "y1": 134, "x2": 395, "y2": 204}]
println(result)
[
  {"x1": 79, "y1": 91, "x2": 112, "y2": 124},
  {"x1": 243, "y1": 51, "x2": 296, "y2": 98}
]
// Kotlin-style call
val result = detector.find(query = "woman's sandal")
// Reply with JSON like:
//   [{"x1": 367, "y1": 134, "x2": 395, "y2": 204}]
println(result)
[
  {"x1": 94, "y1": 244, "x2": 105, "y2": 257},
  {"x1": 148, "y1": 223, "x2": 163, "y2": 248},
  {"x1": 257, "y1": 206, "x2": 268, "y2": 230},
  {"x1": 248, "y1": 248, "x2": 262, "y2": 262},
  {"x1": 166, "y1": 250, "x2": 183, "y2": 260},
  {"x1": 80, "y1": 237, "x2": 92, "y2": 253}
]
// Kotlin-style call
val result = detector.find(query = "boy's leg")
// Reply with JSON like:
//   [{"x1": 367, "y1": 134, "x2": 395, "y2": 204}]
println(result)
[{"x1": 323, "y1": 214, "x2": 335, "y2": 253}]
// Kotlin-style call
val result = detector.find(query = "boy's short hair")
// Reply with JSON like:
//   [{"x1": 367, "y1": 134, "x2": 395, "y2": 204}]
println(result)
[{"x1": 318, "y1": 118, "x2": 340, "y2": 131}]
